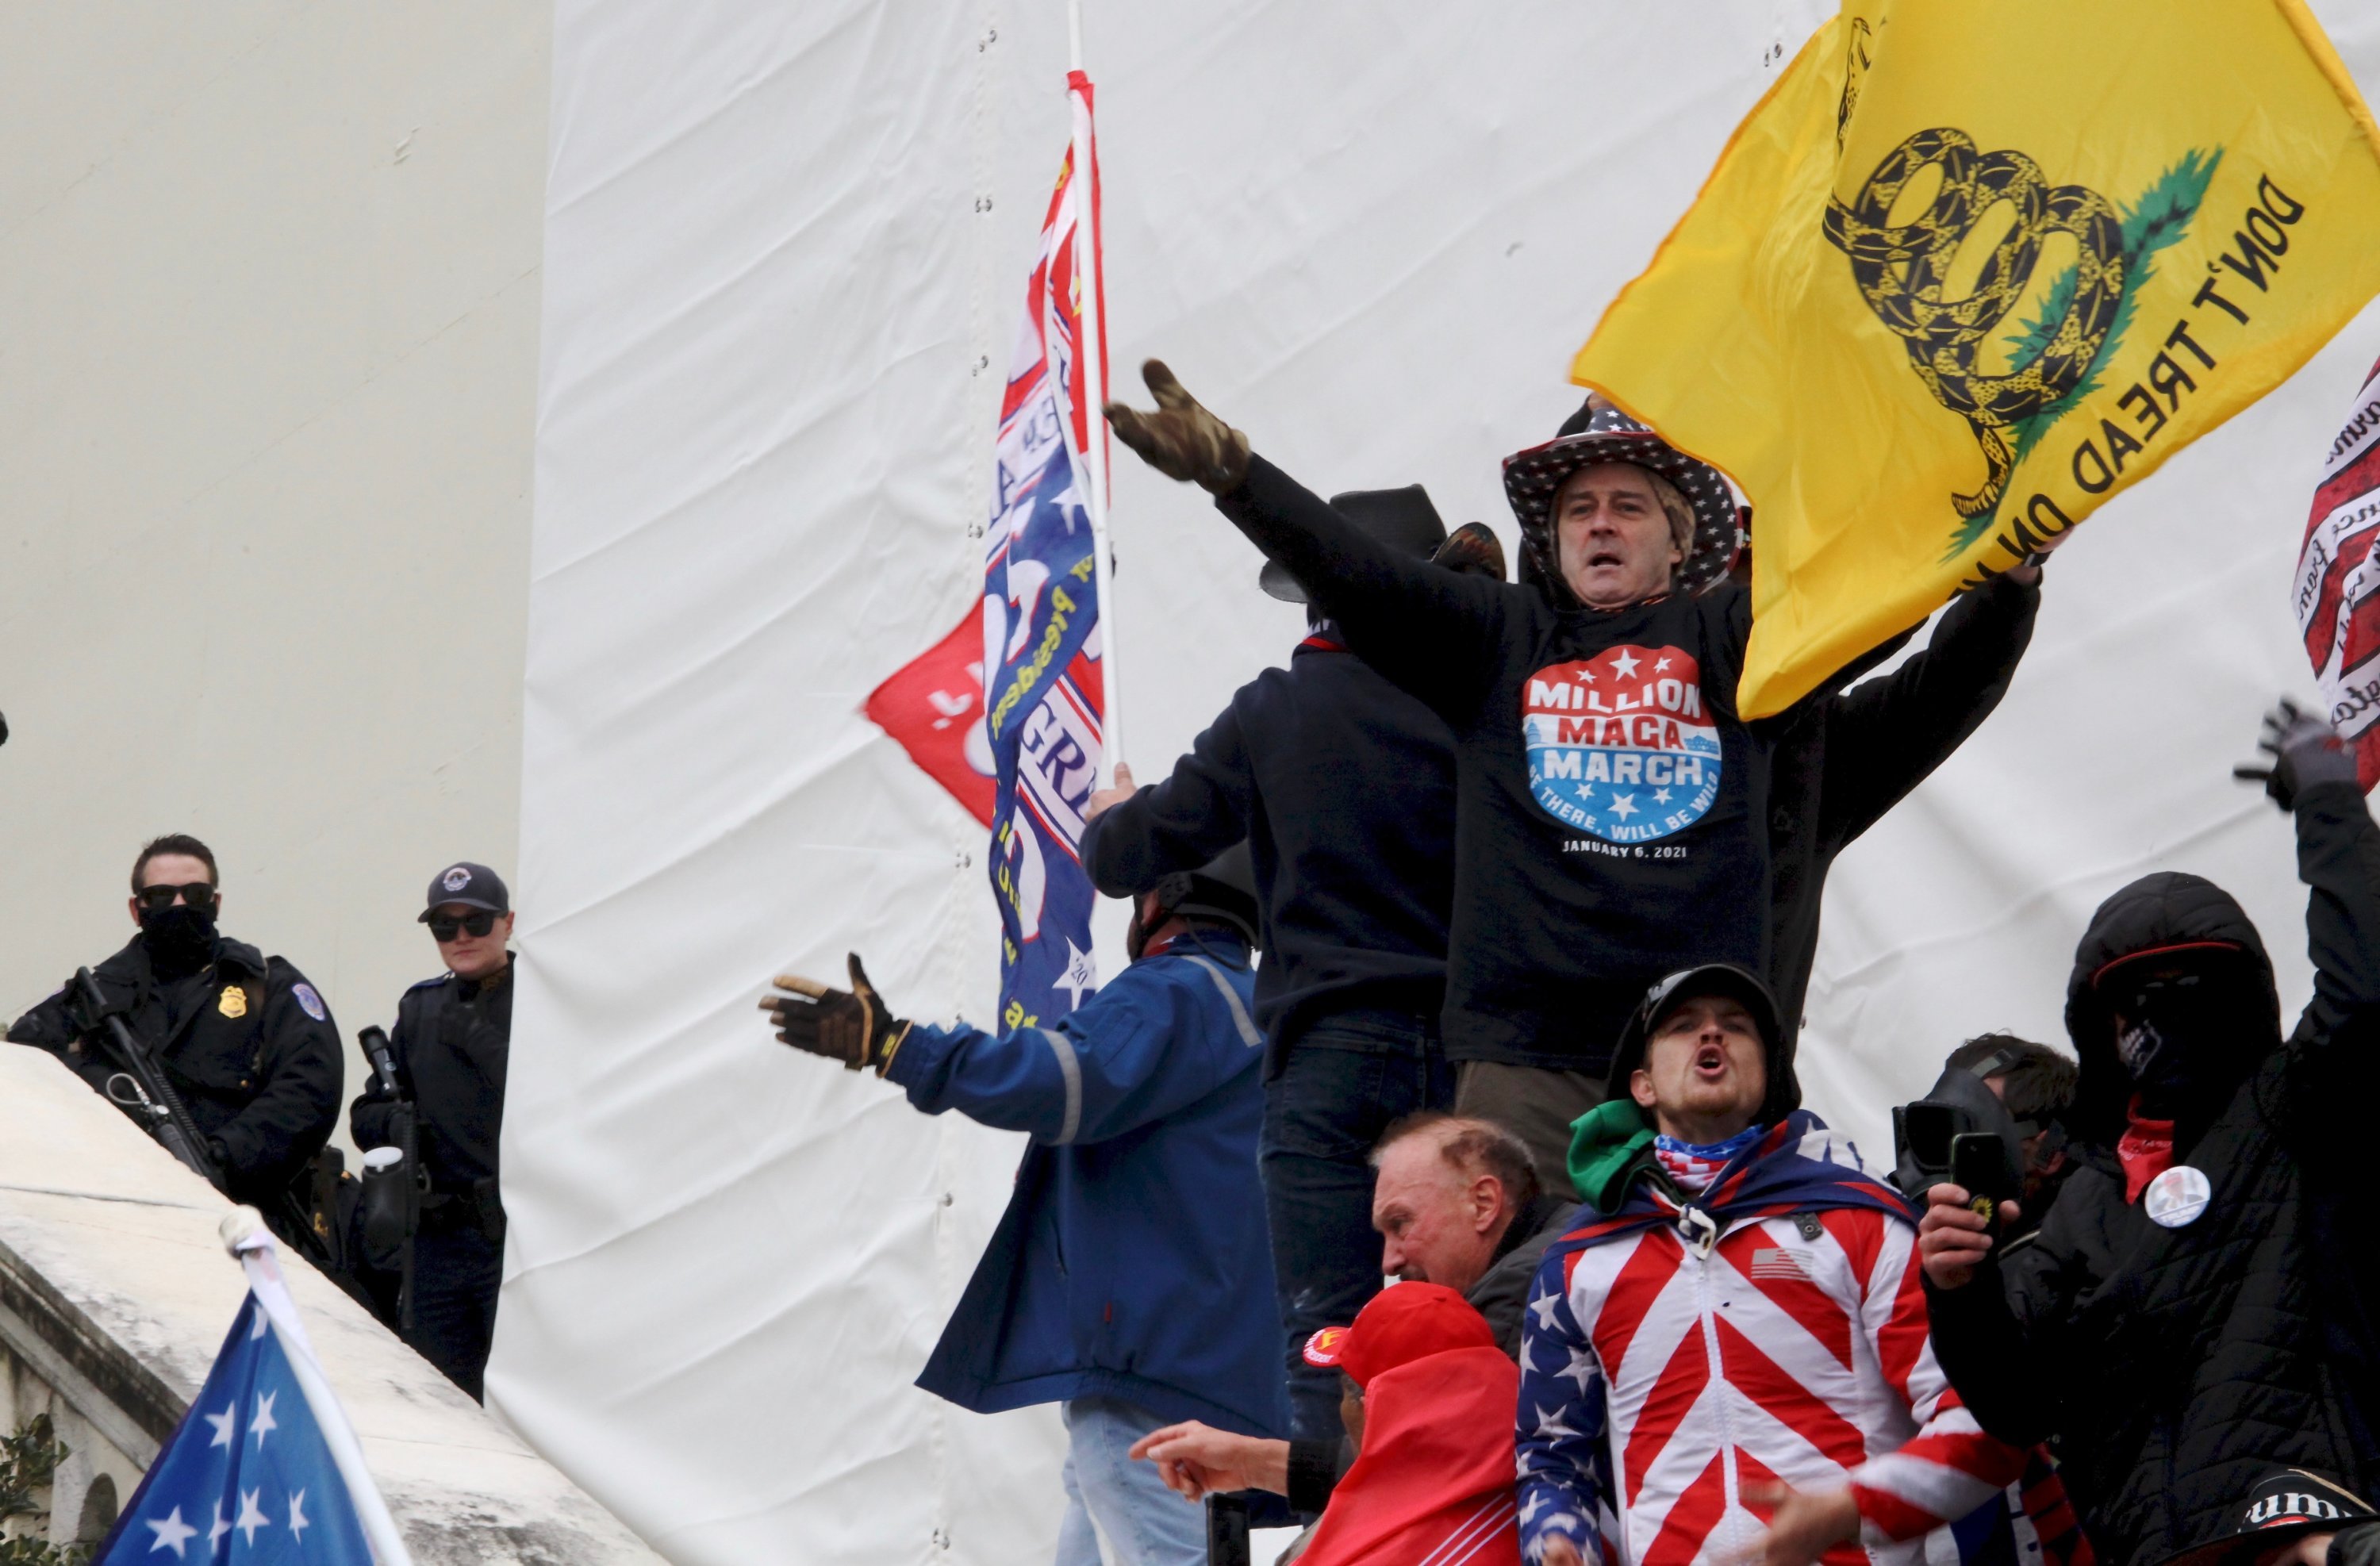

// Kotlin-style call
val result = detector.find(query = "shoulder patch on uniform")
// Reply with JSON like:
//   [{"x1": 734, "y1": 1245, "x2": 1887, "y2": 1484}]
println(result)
[{"x1": 291, "y1": 982, "x2": 328, "y2": 1023}]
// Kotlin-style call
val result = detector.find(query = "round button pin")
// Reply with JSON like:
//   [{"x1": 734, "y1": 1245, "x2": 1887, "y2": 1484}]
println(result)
[{"x1": 2144, "y1": 1165, "x2": 2211, "y2": 1228}]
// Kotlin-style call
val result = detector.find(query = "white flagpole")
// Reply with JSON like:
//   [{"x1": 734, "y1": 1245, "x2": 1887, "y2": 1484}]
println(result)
[{"x1": 1068, "y1": 4, "x2": 1123, "y2": 783}]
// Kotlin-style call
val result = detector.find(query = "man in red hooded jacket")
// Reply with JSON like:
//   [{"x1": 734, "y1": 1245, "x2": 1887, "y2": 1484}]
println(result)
[{"x1": 1180, "y1": 1283, "x2": 1522, "y2": 1566}]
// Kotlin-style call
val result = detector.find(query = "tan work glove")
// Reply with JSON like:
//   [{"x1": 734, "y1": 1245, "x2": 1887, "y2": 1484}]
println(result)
[
  {"x1": 1103, "y1": 359, "x2": 1250, "y2": 495},
  {"x1": 761, "y1": 954, "x2": 912, "y2": 1074}
]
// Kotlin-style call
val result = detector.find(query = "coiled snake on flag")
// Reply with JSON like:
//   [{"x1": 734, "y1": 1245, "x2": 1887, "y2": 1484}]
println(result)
[{"x1": 1824, "y1": 129, "x2": 2126, "y2": 520}]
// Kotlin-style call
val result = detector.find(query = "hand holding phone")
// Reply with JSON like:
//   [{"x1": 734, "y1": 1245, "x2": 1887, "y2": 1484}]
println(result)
[{"x1": 1949, "y1": 1132, "x2": 2018, "y2": 1240}]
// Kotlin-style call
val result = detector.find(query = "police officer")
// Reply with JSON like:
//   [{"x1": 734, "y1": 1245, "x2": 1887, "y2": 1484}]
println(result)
[
  {"x1": 8, "y1": 835, "x2": 343, "y2": 1230},
  {"x1": 350, "y1": 861, "x2": 514, "y2": 1400}
]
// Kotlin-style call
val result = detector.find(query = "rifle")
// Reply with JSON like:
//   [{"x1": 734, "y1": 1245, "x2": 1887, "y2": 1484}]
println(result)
[
  {"x1": 72, "y1": 967, "x2": 223, "y2": 1189},
  {"x1": 356, "y1": 1025, "x2": 421, "y2": 1330}
]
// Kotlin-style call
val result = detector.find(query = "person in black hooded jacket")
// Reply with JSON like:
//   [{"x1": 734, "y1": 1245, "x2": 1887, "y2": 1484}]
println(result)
[
  {"x1": 1919, "y1": 700, "x2": 2380, "y2": 1566},
  {"x1": 1078, "y1": 488, "x2": 1497, "y2": 1447}
]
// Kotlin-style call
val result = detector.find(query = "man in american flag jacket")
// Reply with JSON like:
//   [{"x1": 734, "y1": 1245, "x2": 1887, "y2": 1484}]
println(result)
[{"x1": 1516, "y1": 964, "x2": 2083, "y2": 1566}]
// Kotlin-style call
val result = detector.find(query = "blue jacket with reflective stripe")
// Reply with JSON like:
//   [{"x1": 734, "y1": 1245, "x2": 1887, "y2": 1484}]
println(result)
[{"x1": 892, "y1": 936, "x2": 1287, "y2": 1436}]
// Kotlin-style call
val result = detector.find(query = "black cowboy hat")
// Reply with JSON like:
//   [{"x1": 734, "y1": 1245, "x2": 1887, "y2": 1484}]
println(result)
[{"x1": 1261, "y1": 486, "x2": 1449, "y2": 603}]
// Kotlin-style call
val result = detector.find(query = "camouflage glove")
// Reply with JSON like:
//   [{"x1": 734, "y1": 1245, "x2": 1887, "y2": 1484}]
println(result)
[
  {"x1": 2233, "y1": 697, "x2": 2361, "y2": 810},
  {"x1": 762, "y1": 954, "x2": 911, "y2": 1074},
  {"x1": 1104, "y1": 360, "x2": 1250, "y2": 495}
]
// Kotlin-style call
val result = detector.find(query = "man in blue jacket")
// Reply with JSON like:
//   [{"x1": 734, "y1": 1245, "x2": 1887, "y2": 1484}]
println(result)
[{"x1": 763, "y1": 850, "x2": 1286, "y2": 1566}]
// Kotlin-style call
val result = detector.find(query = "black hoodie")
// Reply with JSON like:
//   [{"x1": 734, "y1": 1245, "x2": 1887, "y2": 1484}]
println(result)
[{"x1": 1926, "y1": 781, "x2": 2380, "y2": 1566}]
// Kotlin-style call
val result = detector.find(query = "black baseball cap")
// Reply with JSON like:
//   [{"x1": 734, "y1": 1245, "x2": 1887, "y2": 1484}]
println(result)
[
  {"x1": 420, "y1": 862, "x2": 510, "y2": 920},
  {"x1": 2156, "y1": 1469, "x2": 2375, "y2": 1566},
  {"x1": 1604, "y1": 962, "x2": 1800, "y2": 1123}
]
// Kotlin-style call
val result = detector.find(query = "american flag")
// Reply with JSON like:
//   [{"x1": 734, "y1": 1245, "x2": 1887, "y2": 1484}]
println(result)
[{"x1": 94, "y1": 1223, "x2": 404, "y2": 1564}]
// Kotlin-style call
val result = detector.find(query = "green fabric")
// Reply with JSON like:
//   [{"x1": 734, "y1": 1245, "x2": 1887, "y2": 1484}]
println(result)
[{"x1": 1568, "y1": 1098, "x2": 1656, "y2": 1215}]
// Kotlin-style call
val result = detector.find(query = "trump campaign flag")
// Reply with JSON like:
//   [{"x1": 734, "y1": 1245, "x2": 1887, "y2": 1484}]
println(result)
[
  {"x1": 95, "y1": 1212, "x2": 408, "y2": 1565},
  {"x1": 865, "y1": 601, "x2": 997, "y2": 828},
  {"x1": 1575, "y1": 0, "x2": 2380, "y2": 716},
  {"x1": 2297, "y1": 355, "x2": 2380, "y2": 787},
  {"x1": 981, "y1": 73, "x2": 1110, "y2": 1030}
]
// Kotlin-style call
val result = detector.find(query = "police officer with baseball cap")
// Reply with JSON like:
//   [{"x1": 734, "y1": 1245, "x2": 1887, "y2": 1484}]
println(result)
[{"x1": 349, "y1": 861, "x2": 515, "y2": 1399}]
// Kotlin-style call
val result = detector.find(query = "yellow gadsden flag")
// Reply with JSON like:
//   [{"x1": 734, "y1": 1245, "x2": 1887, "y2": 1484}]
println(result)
[{"x1": 1578, "y1": 1, "x2": 2380, "y2": 716}]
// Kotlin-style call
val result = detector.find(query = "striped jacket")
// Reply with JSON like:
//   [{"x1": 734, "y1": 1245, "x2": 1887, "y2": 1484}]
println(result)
[{"x1": 1516, "y1": 1123, "x2": 2034, "y2": 1566}]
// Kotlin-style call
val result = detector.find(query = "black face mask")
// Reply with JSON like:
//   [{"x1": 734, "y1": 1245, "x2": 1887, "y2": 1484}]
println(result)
[
  {"x1": 139, "y1": 903, "x2": 219, "y2": 981},
  {"x1": 2112, "y1": 983, "x2": 2232, "y2": 1111}
]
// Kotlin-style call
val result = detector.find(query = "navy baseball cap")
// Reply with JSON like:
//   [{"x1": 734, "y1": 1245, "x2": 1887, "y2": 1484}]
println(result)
[{"x1": 420, "y1": 862, "x2": 509, "y2": 919}]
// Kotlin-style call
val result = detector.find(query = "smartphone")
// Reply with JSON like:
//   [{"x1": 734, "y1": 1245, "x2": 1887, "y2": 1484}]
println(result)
[{"x1": 1949, "y1": 1132, "x2": 2018, "y2": 1236}]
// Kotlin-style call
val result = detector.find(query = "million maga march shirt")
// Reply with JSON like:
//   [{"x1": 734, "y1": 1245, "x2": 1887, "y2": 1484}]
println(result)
[{"x1": 1220, "y1": 455, "x2": 1771, "y2": 1073}]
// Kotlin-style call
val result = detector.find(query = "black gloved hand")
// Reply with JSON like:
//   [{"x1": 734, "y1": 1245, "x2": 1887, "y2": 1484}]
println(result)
[
  {"x1": 2233, "y1": 697, "x2": 2361, "y2": 810},
  {"x1": 1104, "y1": 360, "x2": 1250, "y2": 495},
  {"x1": 761, "y1": 954, "x2": 910, "y2": 1073}
]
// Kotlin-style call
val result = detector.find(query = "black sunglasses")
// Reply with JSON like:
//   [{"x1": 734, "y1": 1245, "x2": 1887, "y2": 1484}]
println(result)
[
  {"x1": 427, "y1": 910, "x2": 501, "y2": 942},
  {"x1": 136, "y1": 881, "x2": 217, "y2": 912}
]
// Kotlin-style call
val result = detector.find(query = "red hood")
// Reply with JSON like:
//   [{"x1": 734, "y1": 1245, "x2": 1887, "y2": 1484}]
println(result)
[{"x1": 1297, "y1": 1345, "x2": 1522, "y2": 1566}]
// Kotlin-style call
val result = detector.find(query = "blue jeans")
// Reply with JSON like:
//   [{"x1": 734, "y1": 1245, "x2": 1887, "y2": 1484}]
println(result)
[
  {"x1": 1259, "y1": 1011, "x2": 1452, "y2": 1443},
  {"x1": 1056, "y1": 1396, "x2": 1207, "y2": 1566}
]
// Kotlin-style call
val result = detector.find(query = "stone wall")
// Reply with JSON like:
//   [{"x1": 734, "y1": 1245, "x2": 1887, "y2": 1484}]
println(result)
[{"x1": 0, "y1": 1048, "x2": 665, "y2": 1563}]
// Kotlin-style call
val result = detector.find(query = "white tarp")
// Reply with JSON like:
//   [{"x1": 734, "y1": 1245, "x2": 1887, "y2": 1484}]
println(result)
[{"x1": 503, "y1": 4, "x2": 2380, "y2": 1562}]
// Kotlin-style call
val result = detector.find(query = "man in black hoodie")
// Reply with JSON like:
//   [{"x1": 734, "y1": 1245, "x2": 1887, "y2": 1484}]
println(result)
[
  {"x1": 1080, "y1": 487, "x2": 1498, "y2": 1444},
  {"x1": 1103, "y1": 362, "x2": 2038, "y2": 1188},
  {"x1": 1920, "y1": 700, "x2": 2380, "y2": 1566}
]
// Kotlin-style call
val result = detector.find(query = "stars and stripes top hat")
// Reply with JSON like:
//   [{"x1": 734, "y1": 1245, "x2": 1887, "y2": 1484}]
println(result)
[{"x1": 1502, "y1": 394, "x2": 1742, "y2": 597}]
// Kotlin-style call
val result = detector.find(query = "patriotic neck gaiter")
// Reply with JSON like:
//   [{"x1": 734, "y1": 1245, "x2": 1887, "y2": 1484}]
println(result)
[{"x1": 1653, "y1": 1123, "x2": 1767, "y2": 1195}]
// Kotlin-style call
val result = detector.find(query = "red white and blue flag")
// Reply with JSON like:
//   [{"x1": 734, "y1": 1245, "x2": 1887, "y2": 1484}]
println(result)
[
  {"x1": 2295, "y1": 355, "x2": 2380, "y2": 786},
  {"x1": 94, "y1": 1222, "x2": 409, "y2": 1565},
  {"x1": 864, "y1": 78, "x2": 1111, "y2": 1027},
  {"x1": 978, "y1": 75, "x2": 1107, "y2": 1029}
]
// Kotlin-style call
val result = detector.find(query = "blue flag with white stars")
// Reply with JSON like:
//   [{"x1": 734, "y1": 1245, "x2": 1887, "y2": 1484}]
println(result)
[{"x1": 93, "y1": 1292, "x2": 374, "y2": 1564}]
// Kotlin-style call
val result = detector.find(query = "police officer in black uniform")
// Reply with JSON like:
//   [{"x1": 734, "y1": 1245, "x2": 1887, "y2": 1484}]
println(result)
[
  {"x1": 8, "y1": 835, "x2": 344, "y2": 1226},
  {"x1": 351, "y1": 861, "x2": 513, "y2": 1400}
]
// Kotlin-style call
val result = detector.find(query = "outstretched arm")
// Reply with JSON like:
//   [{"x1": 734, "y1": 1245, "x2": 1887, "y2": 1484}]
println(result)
[
  {"x1": 1080, "y1": 705, "x2": 1253, "y2": 897},
  {"x1": 1846, "y1": 1214, "x2": 2030, "y2": 1544},
  {"x1": 1217, "y1": 456, "x2": 1507, "y2": 721},
  {"x1": 1107, "y1": 361, "x2": 1507, "y2": 723},
  {"x1": 887, "y1": 965, "x2": 1253, "y2": 1144},
  {"x1": 2234, "y1": 701, "x2": 2380, "y2": 1046},
  {"x1": 2289, "y1": 780, "x2": 2380, "y2": 1047},
  {"x1": 1816, "y1": 572, "x2": 2040, "y2": 844}
]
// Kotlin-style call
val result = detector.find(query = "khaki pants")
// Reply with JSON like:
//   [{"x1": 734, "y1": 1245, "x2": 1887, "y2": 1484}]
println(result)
[{"x1": 1453, "y1": 1061, "x2": 1606, "y2": 1202}]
